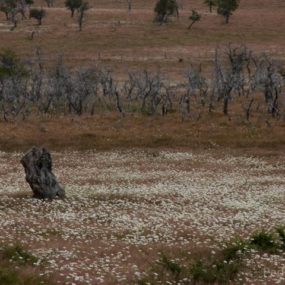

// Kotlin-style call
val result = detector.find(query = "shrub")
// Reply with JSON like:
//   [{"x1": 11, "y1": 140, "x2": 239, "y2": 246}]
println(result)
[
  {"x1": 29, "y1": 8, "x2": 46, "y2": 25},
  {"x1": 191, "y1": 259, "x2": 241, "y2": 283},
  {"x1": 1, "y1": 244, "x2": 38, "y2": 265},
  {"x1": 223, "y1": 238, "x2": 247, "y2": 261},
  {"x1": 188, "y1": 9, "x2": 201, "y2": 30},
  {"x1": 65, "y1": 0, "x2": 82, "y2": 17},
  {"x1": 250, "y1": 230, "x2": 278, "y2": 252},
  {"x1": 216, "y1": 0, "x2": 239, "y2": 24},
  {"x1": 0, "y1": 267, "x2": 21, "y2": 285},
  {"x1": 137, "y1": 227, "x2": 285, "y2": 284},
  {"x1": 0, "y1": 266, "x2": 52, "y2": 285},
  {"x1": 159, "y1": 252, "x2": 182, "y2": 277},
  {"x1": 204, "y1": 0, "x2": 216, "y2": 13},
  {"x1": 0, "y1": 49, "x2": 26, "y2": 77},
  {"x1": 276, "y1": 226, "x2": 285, "y2": 249},
  {"x1": 154, "y1": 0, "x2": 179, "y2": 24}
]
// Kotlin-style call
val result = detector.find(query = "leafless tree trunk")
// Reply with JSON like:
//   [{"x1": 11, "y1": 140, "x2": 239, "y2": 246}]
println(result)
[
  {"x1": 244, "y1": 98, "x2": 254, "y2": 121},
  {"x1": 78, "y1": 2, "x2": 88, "y2": 32},
  {"x1": 126, "y1": 0, "x2": 132, "y2": 14}
]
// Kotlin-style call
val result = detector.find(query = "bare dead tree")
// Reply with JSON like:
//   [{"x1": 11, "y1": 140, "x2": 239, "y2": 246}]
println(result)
[
  {"x1": 243, "y1": 98, "x2": 254, "y2": 121},
  {"x1": 186, "y1": 64, "x2": 208, "y2": 107},
  {"x1": 213, "y1": 45, "x2": 253, "y2": 116},
  {"x1": 161, "y1": 84, "x2": 174, "y2": 116},
  {"x1": 180, "y1": 93, "x2": 190, "y2": 121},
  {"x1": 99, "y1": 69, "x2": 124, "y2": 114},
  {"x1": 18, "y1": 0, "x2": 33, "y2": 19},
  {"x1": 9, "y1": 8, "x2": 18, "y2": 30},
  {"x1": 126, "y1": 71, "x2": 165, "y2": 115},
  {"x1": 0, "y1": 77, "x2": 31, "y2": 121},
  {"x1": 44, "y1": 0, "x2": 54, "y2": 7},
  {"x1": 253, "y1": 54, "x2": 283, "y2": 118},
  {"x1": 213, "y1": 49, "x2": 232, "y2": 116},
  {"x1": 0, "y1": 47, "x2": 283, "y2": 122},
  {"x1": 3, "y1": 0, "x2": 35, "y2": 29}
]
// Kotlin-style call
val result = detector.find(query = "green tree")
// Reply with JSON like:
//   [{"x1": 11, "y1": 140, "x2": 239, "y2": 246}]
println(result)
[
  {"x1": 204, "y1": 0, "x2": 216, "y2": 13},
  {"x1": 216, "y1": 0, "x2": 239, "y2": 24},
  {"x1": 0, "y1": 49, "x2": 26, "y2": 78},
  {"x1": 65, "y1": 0, "x2": 82, "y2": 17},
  {"x1": 0, "y1": 0, "x2": 33, "y2": 21},
  {"x1": 29, "y1": 8, "x2": 46, "y2": 25},
  {"x1": 0, "y1": 5, "x2": 9, "y2": 20},
  {"x1": 78, "y1": 1, "x2": 88, "y2": 31},
  {"x1": 188, "y1": 9, "x2": 201, "y2": 30},
  {"x1": 0, "y1": 0, "x2": 17, "y2": 20},
  {"x1": 154, "y1": 0, "x2": 179, "y2": 24}
]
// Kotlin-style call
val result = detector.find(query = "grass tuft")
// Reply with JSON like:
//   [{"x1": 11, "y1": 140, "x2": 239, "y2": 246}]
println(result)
[
  {"x1": 1, "y1": 244, "x2": 38, "y2": 265},
  {"x1": 191, "y1": 259, "x2": 241, "y2": 284},
  {"x1": 223, "y1": 238, "x2": 247, "y2": 261},
  {"x1": 276, "y1": 226, "x2": 285, "y2": 249},
  {"x1": 249, "y1": 230, "x2": 278, "y2": 252},
  {"x1": 0, "y1": 268, "x2": 21, "y2": 285},
  {"x1": 137, "y1": 226, "x2": 285, "y2": 284},
  {"x1": 158, "y1": 252, "x2": 182, "y2": 278},
  {"x1": 0, "y1": 243, "x2": 53, "y2": 285}
]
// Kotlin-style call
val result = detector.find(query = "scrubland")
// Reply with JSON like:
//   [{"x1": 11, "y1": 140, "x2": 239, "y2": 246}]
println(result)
[{"x1": 0, "y1": 0, "x2": 285, "y2": 284}]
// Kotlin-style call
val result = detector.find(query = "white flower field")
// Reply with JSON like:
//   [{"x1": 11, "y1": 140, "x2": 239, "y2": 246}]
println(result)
[{"x1": 0, "y1": 150, "x2": 285, "y2": 284}]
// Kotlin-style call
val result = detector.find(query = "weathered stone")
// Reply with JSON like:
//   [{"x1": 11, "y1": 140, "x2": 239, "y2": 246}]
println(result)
[{"x1": 21, "y1": 147, "x2": 65, "y2": 199}]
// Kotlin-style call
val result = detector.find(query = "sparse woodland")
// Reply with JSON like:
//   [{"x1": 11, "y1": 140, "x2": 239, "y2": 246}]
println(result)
[
  {"x1": 0, "y1": 0, "x2": 240, "y2": 30},
  {"x1": 0, "y1": 0, "x2": 284, "y2": 127},
  {"x1": 0, "y1": 45, "x2": 284, "y2": 125}
]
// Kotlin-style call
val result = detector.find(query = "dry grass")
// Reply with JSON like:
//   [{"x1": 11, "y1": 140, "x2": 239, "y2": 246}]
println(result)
[
  {"x1": 1, "y1": 0, "x2": 284, "y2": 150},
  {"x1": 0, "y1": 244, "x2": 54, "y2": 285},
  {"x1": 0, "y1": 0, "x2": 285, "y2": 78},
  {"x1": 0, "y1": 112, "x2": 284, "y2": 153}
]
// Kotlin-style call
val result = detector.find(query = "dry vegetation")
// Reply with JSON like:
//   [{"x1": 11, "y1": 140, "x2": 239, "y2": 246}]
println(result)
[
  {"x1": 0, "y1": 0, "x2": 285, "y2": 76},
  {"x1": 0, "y1": 0, "x2": 284, "y2": 152},
  {"x1": 0, "y1": 113, "x2": 284, "y2": 153}
]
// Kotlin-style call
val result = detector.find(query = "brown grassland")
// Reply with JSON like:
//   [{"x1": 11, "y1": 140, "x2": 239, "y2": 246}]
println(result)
[
  {"x1": 0, "y1": 0, "x2": 285, "y2": 76},
  {"x1": 0, "y1": 113, "x2": 284, "y2": 155},
  {"x1": 0, "y1": 0, "x2": 284, "y2": 153}
]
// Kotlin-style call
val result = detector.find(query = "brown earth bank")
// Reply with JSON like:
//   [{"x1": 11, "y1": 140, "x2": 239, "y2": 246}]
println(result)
[{"x1": 0, "y1": 113, "x2": 284, "y2": 154}]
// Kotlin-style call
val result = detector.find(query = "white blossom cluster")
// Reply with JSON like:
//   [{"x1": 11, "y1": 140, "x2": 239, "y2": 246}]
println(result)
[{"x1": 0, "y1": 150, "x2": 284, "y2": 284}]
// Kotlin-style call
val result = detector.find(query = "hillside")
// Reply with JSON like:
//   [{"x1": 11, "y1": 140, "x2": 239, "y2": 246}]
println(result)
[{"x1": 0, "y1": 0, "x2": 285, "y2": 77}]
